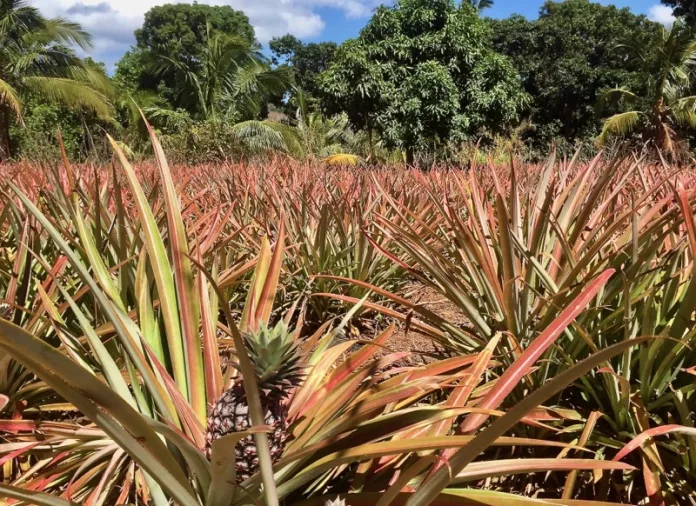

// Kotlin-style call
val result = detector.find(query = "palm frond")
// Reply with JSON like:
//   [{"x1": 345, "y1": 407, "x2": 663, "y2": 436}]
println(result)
[
  {"x1": 598, "y1": 111, "x2": 642, "y2": 145},
  {"x1": 10, "y1": 48, "x2": 83, "y2": 75},
  {"x1": 671, "y1": 107, "x2": 696, "y2": 129},
  {"x1": 0, "y1": 77, "x2": 23, "y2": 120},
  {"x1": 596, "y1": 88, "x2": 639, "y2": 113},
  {"x1": 24, "y1": 18, "x2": 91, "y2": 49},
  {"x1": 0, "y1": 2, "x2": 43, "y2": 40},
  {"x1": 141, "y1": 106, "x2": 193, "y2": 132},
  {"x1": 232, "y1": 119, "x2": 301, "y2": 156},
  {"x1": 67, "y1": 65, "x2": 114, "y2": 96},
  {"x1": 22, "y1": 76, "x2": 113, "y2": 120}
]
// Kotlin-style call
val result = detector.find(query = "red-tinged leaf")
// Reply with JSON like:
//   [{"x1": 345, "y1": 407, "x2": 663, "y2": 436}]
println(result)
[
  {"x1": 676, "y1": 184, "x2": 696, "y2": 258},
  {"x1": 453, "y1": 458, "x2": 634, "y2": 483},
  {"x1": 116, "y1": 463, "x2": 135, "y2": 505},
  {"x1": 397, "y1": 355, "x2": 482, "y2": 383},
  {"x1": 631, "y1": 395, "x2": 665, "y2": 506},
  {"x1": 494, "y1": 192, "x2": 519, "y2": 336},
  {"x1": 57, "y1": 130, "x2": 76, "y2": 191},
  {"x1": 106, "y1": 136, "x2": 189, "y2": 409},
  {"x1": 0, "y1": 439, "x2": 53, "y2": 466},
  {"x1": 199, "y1": 269, "x2": 223, "y2": 405},
  {"x1": 144, "y1": 343, "x2": 206, "y2": 449},
  {"x1": 292, "y1": 352, "x2": 415, "y2": 446},
  {"x1": 563, "y1": 411, "x2": 602, "y2": 499},
  {"x1": 323, "y1": 325, "x2": 395, "y2": 392},
  {"x1": 613, "y1": 425, "x2": 696, "y2": 462},
  {"x1": 682, "y1": 365, "x2": 696, "y2": 376},
  {"x1": 241, "y1": 238, "x2": 272, "y2": 332},
  {"x1": 526, "y1": 407, "x2": 581, "y2": 422},
  {"x1": 459, "y1": 269, "x2": 614, "y2": 434},
  {"x1": 288, "y1": 341, "x2": 357, "y2": 421},
  {"x1": 6, "y1": 220, "x2": 28, "y2": 308},
  {"x1": 430, "y1": 335, "x2": 501, "y2": 473},
  {"x1": 0, "y1": 483, "x2": 81, "y2": 506},
  {"x1": 145, "y1": 117, "x2": 205, "y2": 422},
  {"x1": 0, "y1": 420, "x2": 78, "y2": 432},
  {"x1": 255, "y1": 222, "x2": 285, "y2": 326}
]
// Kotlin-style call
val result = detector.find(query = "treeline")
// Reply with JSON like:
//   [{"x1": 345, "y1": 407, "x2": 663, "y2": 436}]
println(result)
[{"x1": 3, "y1": 0, "x2": 696, "y2": 164}]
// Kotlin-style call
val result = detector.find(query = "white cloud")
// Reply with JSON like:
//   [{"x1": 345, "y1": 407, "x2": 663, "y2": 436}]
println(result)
[
  {"x1": 648, "y1": 4, "x2": 676, "y2": 27},
  {"x1": 30, "y1": 0, "x2": 380, "y2": 71}
]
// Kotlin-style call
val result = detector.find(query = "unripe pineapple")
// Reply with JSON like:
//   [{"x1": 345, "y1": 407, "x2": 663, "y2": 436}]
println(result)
[{"x1": 205, "y1": 320, "x2": 303, "y2": 482}]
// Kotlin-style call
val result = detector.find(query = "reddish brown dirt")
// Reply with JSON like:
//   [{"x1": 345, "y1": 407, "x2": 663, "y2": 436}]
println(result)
[{"x1": 373, "y1": 282, "x2": 468, "y2": 365}]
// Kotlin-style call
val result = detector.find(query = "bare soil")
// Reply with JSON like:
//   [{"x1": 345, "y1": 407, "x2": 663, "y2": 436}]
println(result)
[{"x1": 375, "y1": 282, "x2": 468, "y2": 365}]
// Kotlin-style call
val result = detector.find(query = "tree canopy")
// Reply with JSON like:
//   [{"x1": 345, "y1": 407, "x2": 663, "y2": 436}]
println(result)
[
  {"x1": 319, "y1": 0, "x2": 528, "y2": 161},
  {"x1": 490, "y1": 0, "x2": 661, "y2": 150},
  {"x1": 269, "y1": 35, "x2": 337, "y2": 99},
  {"x1": 6, "y1": 0, "x2": 696, "y2": 163},
  {"x1": 598, "y1": 19, "x2": 696, "y2": 152},
  {"x1": 126, "y1": 3, "x2": 257, "y2": 112},
  {"x1": 135, "y1": 3, "x2": 255, "y2": 63},
  {"x1": 661, "y1": 0, "x2": 696, "y2": 23},
  {"x1": 0, "y1": 0, "x2": 112, "y2": 159}
]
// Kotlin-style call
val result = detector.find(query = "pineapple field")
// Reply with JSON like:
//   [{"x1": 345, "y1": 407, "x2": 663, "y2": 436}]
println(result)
[{"x1": 2, "y1": 130, "x2": 696, "y2": 506}]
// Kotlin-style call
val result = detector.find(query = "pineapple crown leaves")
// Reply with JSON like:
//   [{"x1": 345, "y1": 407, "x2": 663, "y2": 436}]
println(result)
[
  {"x1": 238, "y1": 319, "x2": 306, "y2": 396},
  {"x1": 325, "y1": 498, "x2": 347, "y2": 506}
]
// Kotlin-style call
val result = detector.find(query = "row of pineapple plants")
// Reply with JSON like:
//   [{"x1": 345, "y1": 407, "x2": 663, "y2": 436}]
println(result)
[{"x1": 0, "y1": 128, "x2": 695, "y2": 505}]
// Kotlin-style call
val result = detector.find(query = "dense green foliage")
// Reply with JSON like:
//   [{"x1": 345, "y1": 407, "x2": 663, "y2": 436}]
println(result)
[
  {"x1": 319, "y1": 0, "x2": 528, "y2": 161},
  {"x1": 126, "y1": 4, "x2": 258, "y2": 113},
  {"x1": 598, "y1": 19, "x2": 696, "y2": 153},
  {"x1": 490, "y1": 0, "x2": 662, "y2": 151},
  {"x1": 662, "y1": 0, "x2": 696, "y2": 22},
  {"x1": 136, "y1": 3, "x2": 255, "y2": 58},
  {"x1": 269, "y1": 35, "x2": 337, "y2": 100},
  {"x1": 6, "y1": 0, "x2": 696, "y2": 163},
  {"x1": 0, "y1": 0, "x2": 112, "y2": 160}
]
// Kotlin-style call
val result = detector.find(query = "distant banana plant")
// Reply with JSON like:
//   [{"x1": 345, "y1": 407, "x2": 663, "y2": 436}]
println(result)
[
  {"x1": 295, "y1": 89, "x2": 353, "y2": 158},
  {"x1": 229, "y1": 89, "x2": 359, "y2": 160}
]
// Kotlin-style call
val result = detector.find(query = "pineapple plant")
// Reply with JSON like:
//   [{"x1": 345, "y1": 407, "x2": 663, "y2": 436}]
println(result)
[{"x1": 205, "y1": 320, "x2": 304, "y2": 482}]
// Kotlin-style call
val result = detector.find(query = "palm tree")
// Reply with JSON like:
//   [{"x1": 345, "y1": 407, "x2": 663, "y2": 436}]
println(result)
[
  {"x1": 598, "y1": 18, "x2": 696, "y2": 153},
  {"x1": 0, "y1": 0, "x2": 113, "y2": 159},
  {"x1": 150, "y1": 24, "x2": 292, "y2": 122},
  {"x1": 232, "y1": 89, "x2": 358, "y2": 160},
  {"x1": 467, "y1": 0, "x2": 494, "y2": 11},
  {"x1": 293, "y1": 89, "x2": 353, "y2": 158}
]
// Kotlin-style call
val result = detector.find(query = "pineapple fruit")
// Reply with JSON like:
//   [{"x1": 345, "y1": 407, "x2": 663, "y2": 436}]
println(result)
[{"x1": 205, "y1": 320, "x2": 303, "y2": 482}]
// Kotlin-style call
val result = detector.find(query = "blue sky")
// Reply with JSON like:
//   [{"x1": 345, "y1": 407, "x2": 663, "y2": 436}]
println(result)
[
  {"x1": 305, "y1": 1, "x2": 674, "y2": 45},
  {"x1": 31, "y1": 0, "x2": 675, "y2": 71}
]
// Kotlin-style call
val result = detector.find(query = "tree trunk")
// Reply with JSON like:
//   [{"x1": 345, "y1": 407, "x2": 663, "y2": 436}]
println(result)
[
  {"x1": 0, "y1": 106, "x2": 12, "y2": 161},
  {"x1": 405, "y1": 147, "x2": 415, "y2": 166}
]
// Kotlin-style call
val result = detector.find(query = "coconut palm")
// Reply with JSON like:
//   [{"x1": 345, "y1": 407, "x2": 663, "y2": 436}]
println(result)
[
  {"x1": 598, "y1": 18, "x2": 696, "y2": 153},
  {"x1": 467, "y1": 0, "x2": 494, "y2": 11},
  {"x1": 149, "y1": 24, "x2": 292, "y2": 122},
  {"x1": 0, "y1": 0, "x2": 113, "y2": 159}
]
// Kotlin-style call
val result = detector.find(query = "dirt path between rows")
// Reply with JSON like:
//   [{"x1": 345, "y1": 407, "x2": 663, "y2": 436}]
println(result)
[{"x1": 374, "y1": 282, "x2": 468, "y2": 365}]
